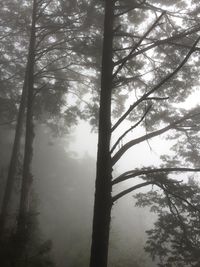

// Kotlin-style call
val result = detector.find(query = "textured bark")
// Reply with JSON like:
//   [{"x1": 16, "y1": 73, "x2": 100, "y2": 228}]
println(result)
[
  {"x1": 0, "y1": 72, "x2": 27, "y2": 241},
  {"x1": 89, "y1": 1, "x2": 114, "y2": 267}
]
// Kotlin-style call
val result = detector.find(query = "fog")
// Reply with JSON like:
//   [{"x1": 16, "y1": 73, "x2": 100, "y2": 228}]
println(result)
[
  {"x1": 0, "y1": 122, "x2": 160, "y2": 266},
  {"x1": 1, "y1": 0, "x2": 200, "y2": 266},
  {"x1": 2, "y1": 95, "x2": 199, "y2": 266},
  {"x1": 1, "y1": 111, "x2": 197, "y2": 264},
  {"x1": 31, "y1": 123, "x2": 157, "y2": 267}
]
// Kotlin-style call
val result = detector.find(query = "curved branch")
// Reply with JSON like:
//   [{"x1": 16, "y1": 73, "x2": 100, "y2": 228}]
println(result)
[
  {"x1": 113, "y1": 12, "x2": 165, "y2": 79},
  {"x1": 111, "y1": 36, "x2": 200, "y2": 132},
  {"x1": 112, "y1": 178, "x2": 200, "y2": 212},
  {"x1": 112, "y1": 167, "x2": 200, "y2": 185},
  {"x1": 112, "y1": 181, "x2": 152, "y2": 203},
  {"x1": 112, "y1": 111, "x2": 200, "y2": 165},
  {"x1": 110, "y1": 104, "x2": 152, "y2": 154}
]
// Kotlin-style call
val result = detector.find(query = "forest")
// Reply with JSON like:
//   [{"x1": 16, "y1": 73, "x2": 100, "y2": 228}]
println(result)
[{"x1": 1, "y1": 0, "x2": 200, "y2": 266}]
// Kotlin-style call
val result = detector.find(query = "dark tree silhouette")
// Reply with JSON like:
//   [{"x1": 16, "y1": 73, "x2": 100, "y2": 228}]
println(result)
[{"x1": 90, "y1": 1, "x2": 200, "y2": 267}]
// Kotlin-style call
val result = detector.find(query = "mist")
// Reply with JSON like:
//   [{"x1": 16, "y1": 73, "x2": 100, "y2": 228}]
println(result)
[
  {"x1": 0, "y1": 122, "x2": 157, "y2": 266},
  {"x1": 32, "y1": 124, "x2": 155, "y2": 267},
  {"x1": 1, "y1": 1, "x2": 200, "y2": 266}
]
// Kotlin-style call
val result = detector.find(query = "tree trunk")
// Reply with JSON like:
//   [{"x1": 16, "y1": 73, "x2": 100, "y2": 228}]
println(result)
[
  {"x1": 15, "y1": 0, "x2": 37, "y2": 257},
  {"x1": 89, "y1": 1, "x2": 114, "y2": 267},
  {"x1": 0, "y1": 73, "x2": 27, "y2": 241}
]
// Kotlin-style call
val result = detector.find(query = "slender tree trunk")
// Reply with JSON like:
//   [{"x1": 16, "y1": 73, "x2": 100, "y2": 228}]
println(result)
[
  {"x1": 15, "y1": 0, "x2": 37, "y2": 258},
  {"x1": 90, "y1": 1, "x2": 114, "y2": 267},
  {"x1": 0, "y1": 49, "x2": 29, "y2": 243},
  {"x1": 0, "y1": 78, "x2": 27, "y2": 241}
]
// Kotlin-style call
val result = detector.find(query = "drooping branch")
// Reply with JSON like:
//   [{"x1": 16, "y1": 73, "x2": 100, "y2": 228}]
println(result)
[
  {"x1": 161, "y1": 186, "x2": 195, "y2": 251},
  {"x1": 110, "y1": 105, "x2": 152, "y2": 154},
  {"x1": 112, "y1": 167, "x2": 200, "y2": 185},
  {"x1": 113, "y1": 12, "x2": 165, "y2": 79},
  {"x1": 162, "y1": 184, "x2": 200, "y2": 213},
  {"x1": 111, "y1": 36, "x2": 200, "y2": 132},
  {"x1": 112, "y1": 111, "x2": 200, "y2": 165},
  {"x1": 112, "y1": 177, "x2": 200, "y2": 211}
]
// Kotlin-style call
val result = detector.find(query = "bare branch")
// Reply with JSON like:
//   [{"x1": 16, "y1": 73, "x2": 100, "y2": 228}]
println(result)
[
  {"x1": 113, "y1": 12, "x2": 165, "y2": 79},
  {"x1": 112, "y1": 181, "x2": 152, "y2": 203},
  {"x1": 111, "y1": 36, "x2": 200, "y2": 132},
  {"x1": 110, "y1": 105, "x2": 152, "y2": 154},
  {"x1": 146, "y1": 96, "x2": 169, "y2": 101},
  {"x1": 112, "y1": 167, "x2": 200, "y2": 185},
  {"x1": 114, "y1": 24, "x2": 200, "y2": 67},
  {"x1": 112, "y1": 111, "x2": 200, "y2": 165}
]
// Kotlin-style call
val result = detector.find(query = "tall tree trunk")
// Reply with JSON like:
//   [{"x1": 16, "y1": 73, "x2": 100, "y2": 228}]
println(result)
[
  {"x1": 0, "y1": 73, "x2": 27, "y2": 241},
  {"x1": 90, "y1": 1, "x2": 114, "y2": 267},
  {"x1": 15, "y1": 0, "x2": 37, "y2": 258}
]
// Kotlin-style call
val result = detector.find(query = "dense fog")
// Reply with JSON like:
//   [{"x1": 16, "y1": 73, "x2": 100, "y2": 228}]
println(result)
[
  {"x1": 2, "y1": 0, "x2": 200, "y2": 266},
  {"x1": 0, "y1": 124, "x2": 156, "y2": 266}
]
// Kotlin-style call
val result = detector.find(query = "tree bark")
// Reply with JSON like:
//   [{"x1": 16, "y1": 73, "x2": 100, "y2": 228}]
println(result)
[
  {"x1": 0, "y1": 73, "x2": 27, "y2": 241},
  {"x1": 15, "y1": 0, "x2": 37, "y2": 257},
  {"x1": 89, "y1": 1, "x2": 114, "y2": 267}
]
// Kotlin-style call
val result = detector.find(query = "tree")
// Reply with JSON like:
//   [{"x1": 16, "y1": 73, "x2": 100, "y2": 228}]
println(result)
[
  {"x1": 0, "y1": 191, "x2": 55, "y2": 267},
  {"x1": 0, "y1": 0, "x2": 103, "y2": 265},
  {"x1": 0, "y1": 0, "x2": 93, "y2": 240},
  {"x1": 135, "y1": 178, "x2": 200, "y2": 266},
  {"x1": 0, "y1": 0, "x2": 32, "y2": 241},
  {"x1": 90, "y1": 1, "x2": 200, "y2": 267},
  {"x1": 15, "y1": 0, "x2": 37, "y2": 251}
]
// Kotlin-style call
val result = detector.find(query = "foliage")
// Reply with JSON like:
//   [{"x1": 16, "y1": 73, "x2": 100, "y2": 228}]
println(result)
[
  {"x1": 0, "y1": 196, "x2": 55, "y2": 267},
  {"x1": 135, "y1": 178, "x2": 200, "y2": 267},
  {"x1": 0, "y1": 0, "x2": 99, "y2": 134}
]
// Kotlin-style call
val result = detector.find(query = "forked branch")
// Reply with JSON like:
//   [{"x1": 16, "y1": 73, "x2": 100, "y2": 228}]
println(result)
[
  {"x1": 110, "y1": 105, "x2": 152, "y2": 154},
  {"x1": 111, "y1": 36, "x2": 200, "y2": 132},
  {"x1": 113, "y1": 12, "x2": 165, "y2": 78},
  {"x1": 112, "y1": 111, "x2": 200, "y2": 165}
]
